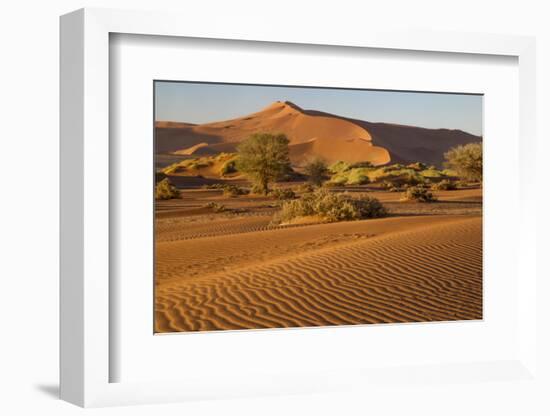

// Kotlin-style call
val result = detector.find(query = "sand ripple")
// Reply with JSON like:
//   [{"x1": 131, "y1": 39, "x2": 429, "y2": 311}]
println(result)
[{"x1": 155, "y1": 216, "x2": 482, "y2": 332}]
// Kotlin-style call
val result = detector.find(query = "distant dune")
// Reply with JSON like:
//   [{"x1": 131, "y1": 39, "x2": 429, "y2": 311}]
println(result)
[{"x1": 156, "y1": 100, "x2": 481, "y2": 167}]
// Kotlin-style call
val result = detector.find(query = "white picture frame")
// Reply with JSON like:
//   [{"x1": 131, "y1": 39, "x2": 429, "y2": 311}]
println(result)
[{"x1": 60, "y1": 7, "x2": 539, "y2": 408}]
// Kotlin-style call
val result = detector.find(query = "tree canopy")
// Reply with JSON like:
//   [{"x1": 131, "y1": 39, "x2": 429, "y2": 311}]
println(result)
[
  {"x1": 444, "y1": 142, "x2": 483, "y2": 181},
  {"x1": 236, "y1": 133, "x2": 291, "y2": 194},
  {"x1": 304, "y1": 158, "x2": 329, "y2": 187}
]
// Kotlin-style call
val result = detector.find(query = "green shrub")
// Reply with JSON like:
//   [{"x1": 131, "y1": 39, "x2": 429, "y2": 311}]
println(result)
[
  {"x1": 270, "y1": 187, "x2": 296, "y2": 200},
  {"x1": 350, "y1": 161, "x2": 374, "y2": 169},
  {"x1": 328, "y1": 160, "x2": 352, "y2": 174},
  {"x1": 201, "y1": 183, "x2": 248, "y2": 196},
  {"x1": 420, "y1": 168, "x2": 444, "y2": 179},
  {"x1": 327, "y1": 163, "x2": 442, "y2": 186},
  {"x1": 155, "y1": 178, "x2": 180, "y2": 200},
  {"x1": 363, "y1": 165, "x2": 408, "y2": 183},
  {"x1": 383, "y1": 181, "x2": 403, "y2": 192},
  {"x1": 273, "y1": 189, "x2": 387, "y2": 224},
  {"x1": 402, "y1": 171, "x2": 424, "y2": 185},
  {"x1": 401, "y1": 185, "x2": 437, "y2": 203},
  {"x1": 328, "y1": 172, "x2": 349, "y2": 185},
  {"x1": 203, "y1": 202, "x2": 226, "y2": 212},
  {"x1": 431, "y1": 179, "x2": 457, "y2": 191},
  {"x1": 346, "y1": 168, "x2": 371, "y2": 185},
  {"x1": 220, "y1": 159, "x2": 238, "y2": 175},
  {"x1": 366, "y1": 167, "x2": 392, "y2": 182},
  {"x1": 222, "y1": 184, "x2": 249, "y2": 197},
  {"x1": 407, "y1": 162, "x2": 427, "y2": 171},
  {"x1": 328, "y1": 167, "x2": 371, "y2": 185},
  {"x1": 386, "y1": 163, "x2": 407, "y2": 171},
  {"x1": 351, "y1": 195, "x2": 388, "y2": 218}
]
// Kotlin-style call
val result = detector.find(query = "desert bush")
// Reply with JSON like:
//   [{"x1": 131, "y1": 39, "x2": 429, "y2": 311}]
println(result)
[
  {"x1": 444, "y1": 142, "x2": 482, "y2": 181},
  {"x1": 201, "y1": 183, "x2": 248, "y2": 196},
  {"x1": 350, "y1": 161, "x2": 374, "y2": 169},
  {"x1": 420, "y1": 168, "x2": 444, "y2": 179},
  {"x1": 273, "y1": 190, "x2": 354, "y2": 224},
  {"x1": 365, "y1": 167, "x2": 392, "y2": 182},
  {"x1": 407, "y1": 162, "x2": 427, "y2": 171},
  {"x1": 384, "y1": 163, "x2": 407, "y2": 171},
  {"x1": 270, "y1": 187, "x2": 296, "y2": 200},
  {"x1": 155, "y1": 178, "x2": 180, "y2": 200},
  {"x1": 273, "y1": 189, "x2": 387, "y2": 224},
  {"x1": 346, "y1": 168, "x2": 371, "y2": 185},
  {"x1": 383, "y1": 181, "x2": 403, "y2": 192},
  {"x1": 328, "y1": 160, "x2": 352, "y2": 174},
  {"x1": 295, "y1": 183, "x2": 315, "y2": 193},
  {"x1": 203, "y1": 202, "x2": 226, "y2": 212},
  {"x1": 222, "y1": 184, "x2": 249, "y2": 197},
  {"x1": 220, "y1": 159, "x2": 238, "y2": 176},
  {"x1": 431, "y1": 179, "x2": 457, "y2": 191},
  {"x1": 202, "y1": 183, "x2": 225, "y2": 190},
  {"x1": 362, "y1": 165, "x2": 414, "y2": 183},
  {"x1": 402, "y1": 171, "x2": 424, "y2": 185},
  {"x1": 351, "y1": 195, "x2": 388, "y2": 218},
  {"x1": 328, "y1": 172, "x2": 349, "y2": 186},
  {"x1": 304, "y1": 158, "x2": 329, "y2": 186},
  {"x1": 401, "y1": 185, "x2": 437, "y2": 203},
  {"x1": 328, "y1": 167, "x2": 371, "y2": 186}
]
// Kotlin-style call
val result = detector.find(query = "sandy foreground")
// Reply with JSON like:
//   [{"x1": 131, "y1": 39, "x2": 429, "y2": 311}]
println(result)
[{"x1": 155, "y1": 203, "x2": 482, "y2": 332}]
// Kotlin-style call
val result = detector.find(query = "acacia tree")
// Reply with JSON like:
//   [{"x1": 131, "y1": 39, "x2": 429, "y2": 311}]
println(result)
[
  {"x1": 304, "y1": 157, "x2": 328, "y2": 187},
  {"x1": 236, "y1": 133, "x2": 291, "y2": 195},
  {"x1": 444, "y1": 142, "x2": 483, "y2": 181}
]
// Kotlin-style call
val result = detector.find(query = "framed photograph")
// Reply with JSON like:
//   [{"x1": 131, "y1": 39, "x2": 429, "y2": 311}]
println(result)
[{"x1": 60, "y1": 8, "x2": 539, "y2": 408}]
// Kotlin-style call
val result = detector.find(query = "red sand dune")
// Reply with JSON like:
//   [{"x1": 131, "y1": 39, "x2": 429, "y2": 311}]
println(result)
[{"x1": 156, "y1": 101, "x2": 481, "y2": 166}]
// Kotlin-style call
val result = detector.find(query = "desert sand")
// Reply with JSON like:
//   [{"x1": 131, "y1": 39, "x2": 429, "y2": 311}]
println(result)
[{"x1": 155, "y1": 187, "x2": 482, "y2": 332}]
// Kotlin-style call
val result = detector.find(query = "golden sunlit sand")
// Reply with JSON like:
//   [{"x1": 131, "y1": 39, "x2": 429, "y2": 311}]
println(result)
[{"x1": 155, "y1": 187, "x2": 482, "y2": 332}]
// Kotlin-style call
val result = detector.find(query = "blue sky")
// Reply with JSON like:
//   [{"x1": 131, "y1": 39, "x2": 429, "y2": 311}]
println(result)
[{"x1": 155, "y1": 81, "x2": 483, "y2": 136}]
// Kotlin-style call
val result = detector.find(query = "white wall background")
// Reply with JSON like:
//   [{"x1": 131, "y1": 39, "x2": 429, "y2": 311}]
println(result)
[{"x1": 0, "y1": 0, "x2": 548, "y2": 415}]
